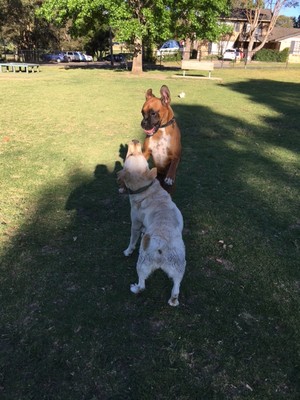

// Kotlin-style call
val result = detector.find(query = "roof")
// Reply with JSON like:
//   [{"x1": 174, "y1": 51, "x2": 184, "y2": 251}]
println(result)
[
  {"x1": 267, "y1": 27, "x2": 300, "y2": 42},
  {"x1": 221, "y1": 8, "x2": 272, "y2": 21}
]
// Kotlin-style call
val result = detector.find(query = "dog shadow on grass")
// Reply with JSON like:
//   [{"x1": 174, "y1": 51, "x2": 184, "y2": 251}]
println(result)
[
  {"x1": 66, "y1": 162, "x2": 123, "y2": 218},
  {"x1": 65, "y1": 144, "x2": 131, "y2": 230},
  {"x1": 119, "y1": 143, "x2": 128, "y2": 161}
]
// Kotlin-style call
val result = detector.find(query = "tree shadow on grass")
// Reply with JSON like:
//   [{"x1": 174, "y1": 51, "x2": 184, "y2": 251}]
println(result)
[
  {"x1": 0, "y1": 79, "x2": 299, "y2": 399},
  {"x1": 173, "y1": 99, "x2": 299, "y2": 305},
  {"x1": 227, "y1": 78, "x2": 300, "y2": 152}
]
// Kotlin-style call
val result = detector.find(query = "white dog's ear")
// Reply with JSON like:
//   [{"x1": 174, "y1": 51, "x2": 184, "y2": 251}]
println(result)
[{"x1": 149, "y1": 167, "x2": 157, "y2": 180}]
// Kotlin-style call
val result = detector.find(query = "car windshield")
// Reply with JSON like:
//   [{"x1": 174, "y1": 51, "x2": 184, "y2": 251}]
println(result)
[{"x1": 161, "y1": 40, "x2": 179, "y2": 49}]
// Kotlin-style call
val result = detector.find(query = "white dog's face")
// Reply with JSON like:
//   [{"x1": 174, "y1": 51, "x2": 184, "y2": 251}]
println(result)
[
  {"x1": 125, "y1": 153, "x2": 148, "y2": 174},
  {"x1": 118, "y1": 141, "x2": 157, "y2": 192}
]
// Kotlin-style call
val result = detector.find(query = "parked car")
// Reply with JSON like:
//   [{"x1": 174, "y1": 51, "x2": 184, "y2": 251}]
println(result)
[
  {"x1": 76, "y1": 52, "x2": 86, "y2": 61},
  {"x1": 83, "y1": 54, "x2": 93, "y2": 62},
  {"x1": 41, "y1": 52, "x2": 66, "y2": 63},
  {"x1": 64, "y1": 51, "x2": 81, "y2": 62},
  {"x1": 222, "y1": 48, "x2": 242, "y2": 61},
  {"x1": 64, "y1": 51, "x2": 93, "y2": 62},
  {"x1": 156, "y1": 40, "x2": 183, "y2": 57},
  {"x1": 102, "y1": 53, "x2": 128, "y2": 62}
]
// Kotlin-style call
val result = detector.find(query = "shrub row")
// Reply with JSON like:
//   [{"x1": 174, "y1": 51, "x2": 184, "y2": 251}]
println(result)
[{"x1": 254, "y1": 47, "x2": 289, "y2": 62}]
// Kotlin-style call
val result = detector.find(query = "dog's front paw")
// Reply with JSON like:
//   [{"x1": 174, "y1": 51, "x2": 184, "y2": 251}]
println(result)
[
  {"x1": 124, "y1": 248, "x2": 134, "y2": 257},
  {"x1": 168, "y1": 297, "x2": 179, "y2": 307},
  {"x1": 164, "y1": 177, "x2": 174, "y2": 186},
  {"x1": 130, "y1": 284, "x2": 143, "y2": 294}
]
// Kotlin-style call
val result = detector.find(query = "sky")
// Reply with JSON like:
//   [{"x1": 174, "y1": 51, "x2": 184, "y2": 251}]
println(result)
[{"x1": 280, "y1": 4, "x2": 300, "y2": 18}]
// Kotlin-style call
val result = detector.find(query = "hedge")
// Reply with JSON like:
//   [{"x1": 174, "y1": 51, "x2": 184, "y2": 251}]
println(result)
[{"x1": 254, "y1": 47, "x2": 289, "y2": 62}]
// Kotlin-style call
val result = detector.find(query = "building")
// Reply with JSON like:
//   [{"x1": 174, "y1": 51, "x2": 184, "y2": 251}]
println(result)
[
  {"x1": 198, "y1": 8, "x2": 300, "y2": 62},
  {"x1": 266, "y1": 27, "x2": 300, "y2": 62}
]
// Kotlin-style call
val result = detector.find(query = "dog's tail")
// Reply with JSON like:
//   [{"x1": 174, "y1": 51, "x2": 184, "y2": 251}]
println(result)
[
  {"x1": 141, "y1": 234, "x2": 165, "y2": 262},
  {"x1": 141, "y1": 232, "x2": 184, "y2": 265},
  {"x1": 142, "y1": 233, "x2": 166, "y2": 253}
]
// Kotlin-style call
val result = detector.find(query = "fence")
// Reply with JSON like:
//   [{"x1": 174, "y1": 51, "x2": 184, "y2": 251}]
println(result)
[{"x1": 0, "y1": 49, "x2": 46, "y2": 63}]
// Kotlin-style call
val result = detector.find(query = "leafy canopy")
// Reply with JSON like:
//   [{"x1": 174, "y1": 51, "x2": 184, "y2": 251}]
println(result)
[{"x1": 39, "y1": 0, "x2": 230, "y2": 44}]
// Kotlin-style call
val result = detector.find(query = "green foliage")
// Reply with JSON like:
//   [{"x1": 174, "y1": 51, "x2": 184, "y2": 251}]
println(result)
[
  {"x1": 39, "y1": 0, "x2": 230, "y2": 44},
  {"x1": 276, "y1": 15, "x2": 294, "y2": 28},
  {"x1": 254, "y1": 49, "x2": 277, "y2": 62},
  {"x1": 84, "y1": 27, "x2": 110, "y2": 56},
  {"x1": 38, "y1": 0, "x2": 230, "y2": 72},
  {"x1": 157, "y1": 52, "x2": 183, "y2": 62},
  {"x1": 293, "y1": 15, "x2": 300, "y2": 28},
  {"x1": 279, "y1": 47, "x2": 290, "y2": 62},
  {"x1": 254, "y1": 47, "x2": 290, "y2": 62},
  {"x1": 171, "y1": 0, "x2": 230, "y2": 41},
  {"x1": 0, "y1": 0, "x2": 61, "y2": 50}
]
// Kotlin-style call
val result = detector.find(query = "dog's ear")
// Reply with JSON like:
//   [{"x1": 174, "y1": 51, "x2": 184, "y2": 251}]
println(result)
[
  {"x1": 145, "y1": 89, "x2": 154, "y2": 100},
  {"x1": 149, "y1": 167, "x2": 157, "y2": 180},
  {"x1": 160, "y1": 85, "x2": 171, "y2": 106}
]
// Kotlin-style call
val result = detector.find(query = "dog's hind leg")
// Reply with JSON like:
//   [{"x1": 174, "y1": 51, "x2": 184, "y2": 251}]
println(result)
[
  {"x1": 168, "y1": 267, "x2": 185, "y2": 307},
  {"x1": 168, "y1": 279, "x2": 181, "y2": 307},
  {"x1": 130, "y1": 255, "x2": 153, "y2": 294}
]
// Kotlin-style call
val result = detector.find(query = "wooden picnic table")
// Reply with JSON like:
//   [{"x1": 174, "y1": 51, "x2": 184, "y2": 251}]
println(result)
[{"x1": 0, "y1": 62, "x2": 40, "y2": 73}]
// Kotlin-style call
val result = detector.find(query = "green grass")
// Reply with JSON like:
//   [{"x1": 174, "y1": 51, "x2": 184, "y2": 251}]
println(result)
[{"x1": 0, "y1": 65, "x2": 299, "y2": 399}]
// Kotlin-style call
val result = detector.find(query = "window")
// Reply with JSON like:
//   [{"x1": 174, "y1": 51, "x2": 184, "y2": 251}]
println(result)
[
  {"x1": 290, "y1": 41, "x2": 300, "y2": 54},
  {"x1": 243, "y1": 23, "x2": 250, "y2": 34},
  {"x1": 234, "y1": 22, "x2": 240, "y2": 32},
  {"x1": 254, "y1": 25, "x2": 262, "y2": 38}
]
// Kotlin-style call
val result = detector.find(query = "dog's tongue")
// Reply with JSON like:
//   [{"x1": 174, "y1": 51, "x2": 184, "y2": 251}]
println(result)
[{"x1": 144, "y1": 127, "x2": 156, "y2": 136}]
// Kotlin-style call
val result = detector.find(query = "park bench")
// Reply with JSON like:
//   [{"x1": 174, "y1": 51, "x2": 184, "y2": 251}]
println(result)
[
  {"x1": 0, "y1": 63, "x2": 40, "y2": 73},
  {"x1": 181, "y1": 60, "x2": 214, "y2": 78}
]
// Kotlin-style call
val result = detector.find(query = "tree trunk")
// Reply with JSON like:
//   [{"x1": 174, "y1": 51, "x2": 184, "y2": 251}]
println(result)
[
  {"x1": 246, "y1": 34, "x2": 256, "y2": 61},
  {"x1": 131, "y1": 37, "x2": 143, "y2": 74},
  {"x1": 183, "y1": 38, "x2": 191, "y2": 60},
  {"x1": 245, "y1": 0, "x2": 288, "y2": 63}
]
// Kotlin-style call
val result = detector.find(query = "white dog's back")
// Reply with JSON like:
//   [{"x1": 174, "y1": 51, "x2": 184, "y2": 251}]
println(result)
[
  {"x1": 138, "y1": 182, "x2": 185, "y2": 271},
  {"x1": 119, "y1": 140, "x2": 186, "y2": 306},
  {"x1": 127, "y1": 177, "x2": 186, "y2": 306}
]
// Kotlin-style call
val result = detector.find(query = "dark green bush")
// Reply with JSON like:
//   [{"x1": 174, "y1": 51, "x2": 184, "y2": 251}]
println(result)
[
  {"x1": 254, "y1": 47, "x2": 289, "y2": 62},
  {"x1": 254, "y1": 49, "x2": 276, "y2": 61},
  {"x1": 157, "y1": 52, "x2": 182, "y2": 62},
  {"x1": 278, "y1": 47, "x2": 289, "y2": 62}
]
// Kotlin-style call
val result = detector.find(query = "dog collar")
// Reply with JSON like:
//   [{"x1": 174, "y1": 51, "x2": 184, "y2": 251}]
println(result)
[
  {"x1": 126, "y1": 180, "x2": 155, "y2": 195},
  {"x1": 160, "y1": 117, "x2": 175, "y2": 129},
  {"x1": 145, "y1": 117, "x2": 176, "y2": 137}
]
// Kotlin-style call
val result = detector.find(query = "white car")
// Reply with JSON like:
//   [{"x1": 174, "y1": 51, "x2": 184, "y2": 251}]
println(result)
[
  {"x1": 222, "y1": 48, "x2": 241, "y2": 61},
  {"x1": 157, "y1": 40, "x2": 182, "y2": 57},
  {"x1": 83, "y1": 54, "x2": 93, "y2": 62}
]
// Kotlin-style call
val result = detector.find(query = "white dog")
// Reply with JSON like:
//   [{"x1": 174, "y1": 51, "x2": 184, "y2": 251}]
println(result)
[{"x1": 118, "y1": 140, "x2": 186, "y2": 306}]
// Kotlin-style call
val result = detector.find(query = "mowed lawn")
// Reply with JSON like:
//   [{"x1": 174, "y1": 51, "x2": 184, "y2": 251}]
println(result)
[{"x1": 0, "y1": 65, "x2": 299, "y2": 399}]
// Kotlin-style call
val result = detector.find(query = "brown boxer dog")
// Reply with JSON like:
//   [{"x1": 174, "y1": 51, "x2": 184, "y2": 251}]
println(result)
[{"x1": 141, "y1": 85, "x2": 181, "y2": 194}]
